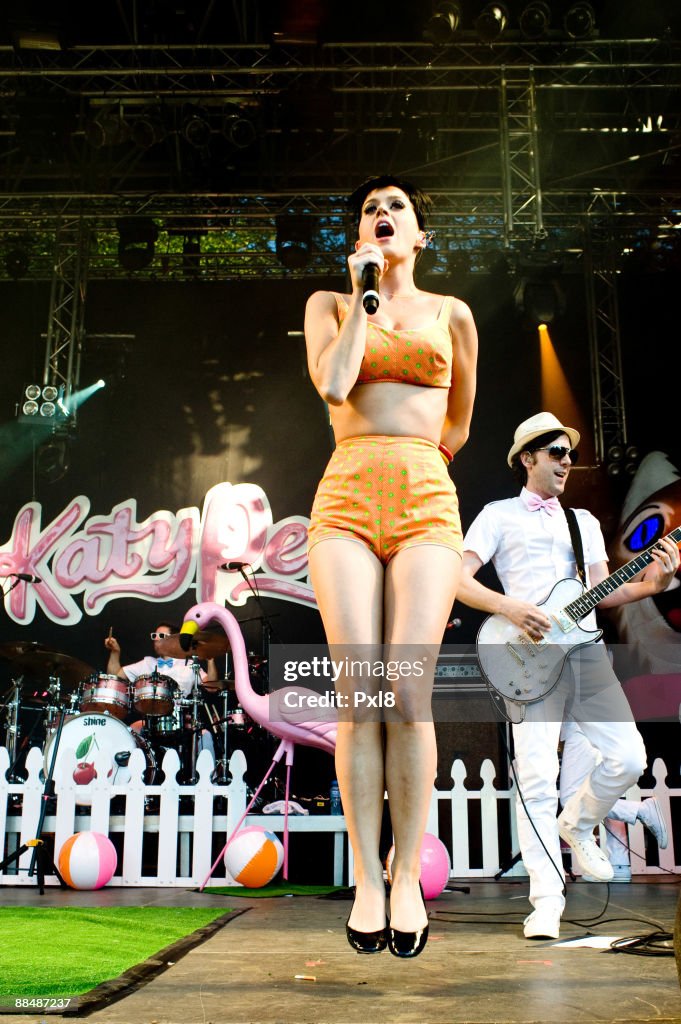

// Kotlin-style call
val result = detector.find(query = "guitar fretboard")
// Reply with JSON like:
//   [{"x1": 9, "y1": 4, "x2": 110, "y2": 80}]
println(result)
[{"x1": 565, "y1": 525, "x2": 681, "y2": 622}]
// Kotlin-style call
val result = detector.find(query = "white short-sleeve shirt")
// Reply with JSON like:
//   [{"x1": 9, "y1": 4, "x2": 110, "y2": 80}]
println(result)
[
  {"x1": 122, "y1": 655, "x2": 207, "y2": 697},
  {"x1": 463, "y1": 487, "x2": 608, "y2": 629}
]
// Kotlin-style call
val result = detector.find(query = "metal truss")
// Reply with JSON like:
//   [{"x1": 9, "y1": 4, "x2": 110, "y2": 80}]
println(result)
[
  {"x1": 1, "y1": 39, "x2": 679, "y2": 96},
  {"x1": 584, "y1": 202, "x2": 628, "y2": 465},
  {"x1": 42, "y1": 215, "x2": 90, "y2": 423}
]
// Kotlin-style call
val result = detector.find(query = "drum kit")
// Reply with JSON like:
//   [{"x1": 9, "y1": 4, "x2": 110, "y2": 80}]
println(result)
[{"x1": 0, "y1": 631, "x2": 260, "y2": 794}]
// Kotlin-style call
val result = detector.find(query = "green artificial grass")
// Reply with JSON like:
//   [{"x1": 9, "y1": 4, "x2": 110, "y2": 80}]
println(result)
[
  {"x1": 0, "y1": 906, "x2": 229, "y2": 1000},
  {"x1": 202, "y1": 882, "x2": 345, "y2": 897}
]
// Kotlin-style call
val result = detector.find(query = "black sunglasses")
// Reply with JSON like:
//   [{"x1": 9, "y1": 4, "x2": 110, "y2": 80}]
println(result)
[{"x1": 534, "y1": 445, "x2": 579, "y2": 465}]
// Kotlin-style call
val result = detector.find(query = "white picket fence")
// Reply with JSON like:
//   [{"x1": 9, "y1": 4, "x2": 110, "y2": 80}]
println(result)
[{"x1": 0, "y1": 745, "x2": 677, "y2": 887}]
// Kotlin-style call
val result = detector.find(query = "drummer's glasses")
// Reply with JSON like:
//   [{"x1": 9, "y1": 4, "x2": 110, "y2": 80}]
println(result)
[
  {"x1": 534, "y1": 445, "x2": 579, "y2": 464},
  {"x1": 150, "y1": 631, "x2": 172, "y2": 640}
]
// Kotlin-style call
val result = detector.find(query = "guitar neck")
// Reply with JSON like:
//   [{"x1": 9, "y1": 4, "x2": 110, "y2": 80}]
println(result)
[{"x1": 565, "y1": 526, "x2": 681, "y2": 622}]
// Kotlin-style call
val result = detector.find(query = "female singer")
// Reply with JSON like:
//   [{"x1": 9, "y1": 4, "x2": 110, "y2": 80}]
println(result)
[{"x1": 305, "y1": 175, "x2": 477, "y2": 957}]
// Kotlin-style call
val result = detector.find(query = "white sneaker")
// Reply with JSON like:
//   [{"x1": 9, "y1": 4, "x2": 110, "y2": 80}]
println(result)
[
  {"x1": 583, "y1": 864, "x2": 631, "y2": 883},
  {"x1": 637, "y1": 798, "x2": 669, "y2": 849},
  {"x1": 558, "y1": 823, "x2": 614, "y2": 881},
  {"x1": 523, "y1": 900, "x2": 562, "y2": 939}
]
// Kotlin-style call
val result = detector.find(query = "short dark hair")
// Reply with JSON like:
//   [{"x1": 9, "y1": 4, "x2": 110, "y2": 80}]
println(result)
[
  {"x1": 154, "y1": 621, "x2": 179, "y2": 635},
  {"x1": 348, "y1": 175, "x2": 432, "y2": 231},
  {"x1": 511, "y1": 429, "x2": 564, "y2": 486}
]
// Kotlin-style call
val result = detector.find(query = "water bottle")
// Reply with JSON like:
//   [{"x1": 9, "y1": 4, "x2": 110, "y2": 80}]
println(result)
[{"x1": 329, "y1": 780, "x2": 342, "y2": 815}]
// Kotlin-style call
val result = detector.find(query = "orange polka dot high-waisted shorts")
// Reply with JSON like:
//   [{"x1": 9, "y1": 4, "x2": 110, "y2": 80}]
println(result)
[{"x1": 307, "y1": 435, "x2": 463, "y2": 565}]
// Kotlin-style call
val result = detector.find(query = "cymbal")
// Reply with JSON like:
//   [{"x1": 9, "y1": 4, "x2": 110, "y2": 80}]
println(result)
[
  {"x1": 0, "y1": 640, "x2": 46, "y2": 660},
  {"x1": 213, "y1": 678, "x2": 237, "y2": 692},
  {"x1": 158, "y1": 631, "x2": 230, "y2": 661},
  {"x1": 11, "y1": 650, "x2": 94, "y2": 689}
]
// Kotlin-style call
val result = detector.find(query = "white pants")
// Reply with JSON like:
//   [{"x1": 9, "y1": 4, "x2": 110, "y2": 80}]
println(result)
[
  {"x1": 560, "y1": 720, "x2": 639, "y2": 866},
  {"x1": 510, "y1": 646, "x2": 646, "y2": 907}
]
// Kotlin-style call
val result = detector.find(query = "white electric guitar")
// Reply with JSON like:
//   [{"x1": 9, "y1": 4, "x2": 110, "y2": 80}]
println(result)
[{"x1": 477, "y1": 526, "x2": 681, "y2": 707}]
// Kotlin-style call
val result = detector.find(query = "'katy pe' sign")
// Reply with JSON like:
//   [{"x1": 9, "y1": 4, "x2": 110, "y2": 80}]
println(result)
[{"x1": 0, "y1": 482, "x2": 316, "y2": 625}]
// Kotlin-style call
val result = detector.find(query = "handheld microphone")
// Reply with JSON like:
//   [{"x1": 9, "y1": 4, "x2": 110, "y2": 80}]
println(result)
[
  {"x1": 362, "y1": 263, "x2": 380, "y2": 315},
  {"x1": 219, "y1": 562, "x2": 250, "y2": 571},
  {"x1": 446, "y1": 618, "x2": 462, "y2": 630},
  {"x1": 10, "y1": 573, "x2": 41, "y2": 583}
]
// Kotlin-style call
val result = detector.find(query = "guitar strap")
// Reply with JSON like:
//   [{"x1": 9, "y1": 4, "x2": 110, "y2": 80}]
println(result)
[{"x1": 564, "y1": 507, "x2": 587, "y2": 586}]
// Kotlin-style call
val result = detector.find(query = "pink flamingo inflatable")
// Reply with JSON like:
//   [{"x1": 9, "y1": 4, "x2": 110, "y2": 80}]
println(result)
[{"x1": 179, "y1": 601, "x2": 337, "y2": 887}]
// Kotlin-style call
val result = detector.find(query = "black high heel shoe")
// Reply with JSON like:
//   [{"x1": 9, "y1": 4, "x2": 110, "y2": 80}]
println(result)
[
  {"x1": 346, "y1": 890, "x2": 388, "y2": 954},
  {"x1": 387, "y1": 882, "x2": 429, "y2": 959}
]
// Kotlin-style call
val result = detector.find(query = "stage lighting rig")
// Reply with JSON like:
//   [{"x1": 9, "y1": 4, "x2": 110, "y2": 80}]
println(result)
[
  {"x1": 513, "y1": 260, "x2": 565, "y2": 326},
  {"x1": 117, "y1": 218, "x2": 159, "y2": 272},
  {"x1": 519, "y1": 1, "x2": 551, "y2": 39},
  {"x1": 475, "y1": 4, "x2": 509, "y2": 43},
  {"x1": 564, "y1": 2, "x2": 596, "y2": 40},
  {"x1": 423, "y1": 2, "x2": 462, "y2": 43},
  {"x1": 17, "y1": 384, "x2": 61, "y2": 424},
  {"x1": 275, "y1": 215, "x2": 313, "y2": 270},
  {"x1": 182, "y1": 106, "x2": 212, "y2": 149}
]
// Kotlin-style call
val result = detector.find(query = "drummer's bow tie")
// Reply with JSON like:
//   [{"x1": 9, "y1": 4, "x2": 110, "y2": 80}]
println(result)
[
  {"x1": 526, "y1": 494, "x2": 561, "y2": 516},
  {"x1": 157, "y1": 657, "x2": 174, "y2": 668}
]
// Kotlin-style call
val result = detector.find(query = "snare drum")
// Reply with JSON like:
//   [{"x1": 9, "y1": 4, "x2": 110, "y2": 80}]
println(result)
[
  {"x1": 79, "y1": 673, "x2": 131, "y2": 720},
  {"x1": 133, "y1": 672, "x2": 175, "y2": 716},
  {"x1": 44, "y1": 713, "x2": 156, "y2": 804}
]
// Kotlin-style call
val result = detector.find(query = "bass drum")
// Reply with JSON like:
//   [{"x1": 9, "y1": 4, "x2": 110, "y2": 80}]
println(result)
[{"x1": 44, "y1": 713, "x2": 155, "y2": 805}]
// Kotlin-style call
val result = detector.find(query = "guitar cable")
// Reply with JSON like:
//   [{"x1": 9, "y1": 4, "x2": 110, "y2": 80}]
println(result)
[{"x1": 498, "y1": 725, "x2": 568, "y2": 895}]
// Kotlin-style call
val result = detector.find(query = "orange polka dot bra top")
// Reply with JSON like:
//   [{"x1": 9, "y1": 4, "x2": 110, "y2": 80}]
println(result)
[{"x1": 334, "y1": 293, "x2": 454, "y2": 388}]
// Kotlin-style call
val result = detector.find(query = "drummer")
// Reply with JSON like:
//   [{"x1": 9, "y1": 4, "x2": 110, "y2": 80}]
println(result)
[{"x1": 104, "y1": 621, "x2": 221, "y2": 755}]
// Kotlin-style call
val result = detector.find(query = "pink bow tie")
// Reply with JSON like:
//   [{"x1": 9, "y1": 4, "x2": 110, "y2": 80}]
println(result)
[{"x1": 526, "y1": 494, "x2": 561, "y2": 516}]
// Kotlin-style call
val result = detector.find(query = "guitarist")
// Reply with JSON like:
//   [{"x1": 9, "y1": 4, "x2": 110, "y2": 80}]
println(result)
[{"x1": 456, "y1": 411, "x2": 679, "y2": 940}]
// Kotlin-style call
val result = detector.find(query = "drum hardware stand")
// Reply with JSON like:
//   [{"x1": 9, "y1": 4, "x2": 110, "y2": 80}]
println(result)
[
  {"x1": 186, "y1": 655, "x2": 204, "y2": 784},
  {"x1": 210, "y1": 689, "x2": 232, "y2": 785},
  {"x1": 2, "y1": 678, "x2": 24, "y2": 782},
  {"x1": 0, "y1": 701, "x2": 67, "y2": 894}
]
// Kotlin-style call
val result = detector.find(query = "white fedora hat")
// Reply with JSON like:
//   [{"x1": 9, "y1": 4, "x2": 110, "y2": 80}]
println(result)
[{"x1": 507, "y1": 411, "x2": 580, "y2": 467}]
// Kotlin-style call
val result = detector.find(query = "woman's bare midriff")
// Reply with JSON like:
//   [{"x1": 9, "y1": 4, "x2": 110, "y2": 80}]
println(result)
[{"x1": 329, "y1": 380, "x2": 448, "y2": 445}]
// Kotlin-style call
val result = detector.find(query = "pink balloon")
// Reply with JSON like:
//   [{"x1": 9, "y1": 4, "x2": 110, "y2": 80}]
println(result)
[{"x1": 385, "y1": 832, "x2": 451, "y2": 900}]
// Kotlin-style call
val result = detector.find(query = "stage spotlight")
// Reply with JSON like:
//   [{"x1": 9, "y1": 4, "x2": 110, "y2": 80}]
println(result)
[
  {"x1": 224, "y1": 114, "x2": 257, "y2": 150},
  {"x1": 131, "y1": 110, "x2": 166, "y2": 149},
  {"x1": 17, "y1": 383, "x2": 65, "y2": 423},
  {"x1": 514, "y1": 273, "x2": 565, "y2": 326},
  {"x1": 564, "y1": 2, "x2": 595, "y2": 40},
  {"x1": 37, "y1": 434, "x2": 70, "y2": 483},
  {"x1": 624, "y1": 445, "x2": 640, "y2": 476},
  {"x1": 275, "y1": 215, "x2": 312, "y2": 270},
  {"x1": 117, "y1": 218, "x2": 158, "y2": 272},
  {"x1": 182, "y1": 106, "x2": 211, "y2": 149},
  {"x1": 423, "y1": 2, "x2": 462, "y2": 43},
  {"x1": 519, "y1": 1, "x2": 551, "y2": 39},
  {"x1": 475, "y1": 4, "x2": 508, "y2": 42},
  {"x1": 85, "y1": 105, "x2": 128, "y2": 149},
  {"x1": 5, "y1": 247, "x2": 30, "y2": 279},
  {"x1": 95, "y1": 379, "x2": 106, "y2": 389}
]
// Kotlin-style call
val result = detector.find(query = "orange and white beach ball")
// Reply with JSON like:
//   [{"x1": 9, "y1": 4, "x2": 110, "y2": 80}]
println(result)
[
  {"x1": 57, "y1": 831, "x2": 118, "y2": 890},
  {"x1": 223, "y1": 827, "x2": 284, "y2": 888}
]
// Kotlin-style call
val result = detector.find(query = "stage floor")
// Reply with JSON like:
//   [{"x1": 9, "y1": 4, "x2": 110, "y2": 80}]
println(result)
[{"x1": 2, "y1": 879, "x2": 680, "y2": 1024}]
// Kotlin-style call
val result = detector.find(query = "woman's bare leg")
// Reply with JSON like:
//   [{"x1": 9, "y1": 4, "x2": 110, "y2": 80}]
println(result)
[
  {"x1": 308, "y1": 538, "x2": 386, "y2": 933},
  {"x1": 384, "y1": 544, "x2": 461, "y2": 932}
]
